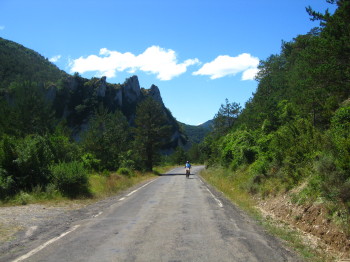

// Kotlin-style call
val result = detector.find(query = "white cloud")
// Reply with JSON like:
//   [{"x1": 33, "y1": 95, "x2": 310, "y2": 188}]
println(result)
[
  {"x1": 0, "y1": 26, "x2": 5, "y2": 30},
  {"x1": 193, "y1": 53, "x2": 259, "y2": 80},
  {"x1": 49, "y1": 55, "x2": 61, "y2": 63},
  {"x1": 242, "y1": 67, "x2": 259, "y2": 81},
  {"x1": 70, "y1": 46, "x2": 199, "y2": 81}
]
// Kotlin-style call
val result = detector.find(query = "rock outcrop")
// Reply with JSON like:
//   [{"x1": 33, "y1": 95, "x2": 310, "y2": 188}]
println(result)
[
  {"x1": 48, "y1": 74, "x2": 186, "y2": 150},
  {"x1": 122, "y1": 75, "x2": 141, "y2": 103}
]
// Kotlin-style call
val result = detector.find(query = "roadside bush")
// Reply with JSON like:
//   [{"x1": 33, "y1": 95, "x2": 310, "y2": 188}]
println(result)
[
  {"x1": 0, "y1": 168, "x2": 14, "y2": 199},
  {"x1": 220, "y1": 129, "x2": 258, "y2": 170},
  {"x1": 49, "y1": 133, "x2": 80, "y2": 163},
  {"x1": 1, "y1": 135, "x2": 55, "y2": 191},
  {"x1": 330, "y1": 105, "x2": 350, "y2": 171},
  {"x1": 81, "y1": 153, "x2": 101, "y2": 171},
  {"x1": 117, "y1": 167, "x2": 135, "y2": 177},
  {"x1": 50, "y1": 161, "x2": 89, "y2": 198},
  {"x1": 315, "y1": 154, "x2": 349, "y2": 202},
  {"x1": 15, "y1": 191, "x2": 32, "y2": 205},
  {"x1": 119, "y1": 150, "x2": 137, "y2": 170}
]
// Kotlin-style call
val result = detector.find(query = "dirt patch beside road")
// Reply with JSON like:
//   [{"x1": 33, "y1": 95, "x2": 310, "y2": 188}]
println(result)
[
  {"x1": 257, "y1": 193, "x2": 350, "y2": 261},
  {"x1": 0, "y1": 203, "x2": 85, "y2": 243}
]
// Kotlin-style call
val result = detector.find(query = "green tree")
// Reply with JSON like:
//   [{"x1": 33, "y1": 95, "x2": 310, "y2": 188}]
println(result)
[
  {"x1": 213, "y1": 99, "x2": 241, "y2": 136},
  {"x1": 188, "y1": 143, "x2": 204, "y2": 164},
  {"x1": 81, "y1": 106, "x2": 130, "y2": 170},
  {"x1": 172, "y1": 146, "x2": 188, "y2": 165},
  {"x1": 133, "y1": 98, "x2": 171, "y2": 171},
  {"x1": 8, "y1": 82, "x2": 55, "y2": 137}
]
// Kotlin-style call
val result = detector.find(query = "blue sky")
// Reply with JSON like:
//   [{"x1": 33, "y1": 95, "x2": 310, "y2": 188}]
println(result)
[{"x1": 0, "y1": 0, "x2": 336, "y2": 125}]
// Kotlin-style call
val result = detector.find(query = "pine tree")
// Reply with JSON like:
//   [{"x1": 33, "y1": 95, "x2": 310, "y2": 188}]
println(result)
[{"x1": 133, "y1": 98, "x2": 171, "y2": 171}]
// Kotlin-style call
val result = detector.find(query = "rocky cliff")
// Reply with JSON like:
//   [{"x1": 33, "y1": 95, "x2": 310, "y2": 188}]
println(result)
[
  {"x1": 46, "y1": 74, "x2": 186, "y2": 149},
  {"x1": 0, "y1": 37, "x2": 186, "y2": 150}
]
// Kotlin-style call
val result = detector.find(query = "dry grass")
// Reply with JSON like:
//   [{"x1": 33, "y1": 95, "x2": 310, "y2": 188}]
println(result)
[
  {"x1": 89, "y1": 171, "x2": 156, "y2": 199},
  {"x1": 199, "y1": 167, "x2": 330, "y2": 262},
  {"x1": 0, "y1": 223, "x2": 22, "y2": 243}
]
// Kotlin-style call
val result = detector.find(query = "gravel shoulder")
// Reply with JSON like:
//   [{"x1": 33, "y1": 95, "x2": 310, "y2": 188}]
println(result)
[
  {"x1": 0, "y1": 203, "x2": 85, "y2": 243},
  {"x1": 0, "y1": 179, "x2": 156, "y2": 261}
]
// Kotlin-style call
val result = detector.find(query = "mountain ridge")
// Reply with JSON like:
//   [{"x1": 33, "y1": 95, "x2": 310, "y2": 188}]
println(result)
[{"x1": 0, "y1": 37, "x2": 187, "y2": 149}]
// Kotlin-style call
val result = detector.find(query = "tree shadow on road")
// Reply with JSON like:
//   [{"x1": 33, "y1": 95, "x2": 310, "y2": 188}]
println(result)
[{"x1": 159, "y1": 173, "x2": 196, "y2": 178}]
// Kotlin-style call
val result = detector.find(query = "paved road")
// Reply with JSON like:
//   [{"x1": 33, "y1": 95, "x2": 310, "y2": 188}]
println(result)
[{"x1": 8, "y1": 166, "x2": 301, "y2": 262}]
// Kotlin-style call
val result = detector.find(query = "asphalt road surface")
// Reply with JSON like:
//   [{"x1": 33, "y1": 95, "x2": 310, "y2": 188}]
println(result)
[{"x1": 6, "y1": 166, "x2": 301, "y2": 262}]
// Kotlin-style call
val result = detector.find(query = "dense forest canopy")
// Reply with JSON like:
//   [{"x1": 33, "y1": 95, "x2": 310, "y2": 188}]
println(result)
[
  {"x1": 203, "y1": 0, "x2": 350, "y2": 224},
  {"x1": 0, "y1": 38, "x2": 66, "y2": 90},
  {"x1": 0, "y1": 38, "x2": 187, "y2": 198}
]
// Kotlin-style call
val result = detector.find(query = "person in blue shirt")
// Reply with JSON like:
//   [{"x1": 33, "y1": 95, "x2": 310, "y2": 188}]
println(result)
[{"x1": 185, "y1": 161, "x2": 191, "y2": 178}]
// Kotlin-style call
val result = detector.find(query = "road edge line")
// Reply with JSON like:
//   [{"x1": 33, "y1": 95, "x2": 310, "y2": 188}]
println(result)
[{"x1": 11, "y1": 225, "x2": 80, "y2": 262}]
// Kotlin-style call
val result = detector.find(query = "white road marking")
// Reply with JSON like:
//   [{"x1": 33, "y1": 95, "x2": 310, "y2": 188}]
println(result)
[
  {"x1": 120, "y1": 179, "x2": 157, "y2": 200},
  {"x1": 206, "y1": 188, "x2": 223, "y2": 208},
  {"x1": 197, "y1": 177, "x2": 223, "y2": 207},
  {"x1": 126, "y1": 189, "x2": 138, "y2": 197},
  {"x1": 93, "y1": 212, "x2": 103, "y2": 218},
  {"x1": 11, "y1": 225, "x2": 80, "y2": 262}
]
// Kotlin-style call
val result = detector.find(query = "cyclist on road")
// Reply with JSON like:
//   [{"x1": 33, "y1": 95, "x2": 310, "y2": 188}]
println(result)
[{"x1": 185, "y1": 161, "x2": 191, "y2": 178}]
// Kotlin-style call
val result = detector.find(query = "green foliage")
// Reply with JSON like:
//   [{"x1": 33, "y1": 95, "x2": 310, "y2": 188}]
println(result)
[
  {"x1": 49, "y1": 161, "x2": 89, "y2": 198},
  {"x1": 213, "y1": 99, "x2": 241, "y2": 136},
  {"x1": 81, "y1": 107, "x2": 130, "y2": 171},
  {"x1": 117, "y1": 167, "x2": 135, "y2": 177},
  {"x1": 202, "y1": 2, "x2": 350, "y2": 229},
  {"x1": 133, "y1": 97, "x2": 172, "y2": 171},
  {"x1": 0, "y1": 38, "x2": 186, "y2": 201},
  {"x1": 1, "y1": 82, "x2": 55, "y2": 137},
  {"x1": 1, "y1": 135, "x2": 55, "y2": 191},
  {"x1": 329, "y1": 104, "x2": 350, "y2": 171},
  {"x1": 81, "y1": 153, "x2": 101, "y2": 171},
  {"x1": 219, "y1": 128, "x2": 258, "y2": 169},
  {"x1": 171, "y1": 147, "x2": 188, "y2": 165},
  {"x1": 179, "y1": 122, "x2": 211, "y2": 145},
  {"x1": 0, "y1": 37, "x2": 66, "y2": 89},
  {"x1": 0, "y1": 169, "x2": 14, "y2": 199},
  {"x1": 187, "y1": 143, "x2": 205, "y2": 164}
]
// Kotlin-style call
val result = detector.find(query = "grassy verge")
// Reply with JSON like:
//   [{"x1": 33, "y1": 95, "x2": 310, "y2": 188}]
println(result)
[
  {"x1": 200, "y1": 166, "x2": 331, "y2": 262},
  {"x1": 89, "y1": 170, "x2": 156, "y2": 199},
  {"x1": 152, "y1": 165, "x2": 179, "y2": 175},
  {"x1": 0, "y1": 169, "x2": 157, "y2": 207}
]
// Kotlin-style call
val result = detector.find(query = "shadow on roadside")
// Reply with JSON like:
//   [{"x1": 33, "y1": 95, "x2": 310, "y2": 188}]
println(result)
[{"x1": 159, "y1": 173, "x2": 196, "y2": 178}]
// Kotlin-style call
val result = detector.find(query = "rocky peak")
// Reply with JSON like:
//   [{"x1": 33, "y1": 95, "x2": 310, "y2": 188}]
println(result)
[
  {"x1": 122, "y1": 75, "x2": 141, "y2": 103},
  {"x1": 97, "y1": 76, "x2": 107, "y2": 97},
  {"x1": 148, "y1": 84, "x2": 163, "y2": 105}
]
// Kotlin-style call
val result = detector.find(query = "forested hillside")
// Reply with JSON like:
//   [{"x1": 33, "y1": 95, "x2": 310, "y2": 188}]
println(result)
[
  {"x1": 0, "y1": 38, "x2": 187, "y2": 199},
  {"x1": 0, "y1": 38, "x2": 66, "y2": 89},
  {"x1": 179, "y1": 121, "x2": 212, "y2": 146},
  {"x1": 202, "y1": 0, "x2": 350, "y2": 244}
]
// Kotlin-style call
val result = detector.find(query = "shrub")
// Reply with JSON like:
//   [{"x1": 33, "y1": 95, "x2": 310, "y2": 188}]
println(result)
[
  {"x1": 0, "y1": 168, "x2": 15, "y2": 199},
  {"x1": 220, "y1": 129, "x2": 258, "y2": 169},
  {"x1": 15, "y1": 191, "x2": 32, "y2": 205},
  {"x1": 81, "y1": 153, "x2": 101, "y2": 171},
  {"x1": 330, "y1": 105, "x2": 350, "y2": 171},
  {"x1": 1, "y1": 135, "x2": 55, "y2": 191},
  {"x1": 50, "y1": 161, "x2": 89, "y2": 198},
  {"x1": 117, "y1": 167, "x2": 135, "y2": 177},
  {"x1": 314, "y1": 154, "x2": 350, "y2": 203}
]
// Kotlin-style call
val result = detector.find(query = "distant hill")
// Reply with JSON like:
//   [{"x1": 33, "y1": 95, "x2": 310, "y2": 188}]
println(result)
[
  {"x1": 0, "y1": 37, "x2": 186, "y2": 149},
  {"x1": 179, "y1": 120, "x2": 212, "y2": 146},
  {"x1": 198, "y1": 120, "x2": 213, "y2": 130},
  {"x1": 0, "y1": 37, "x2": 66, "y2": 89}
]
